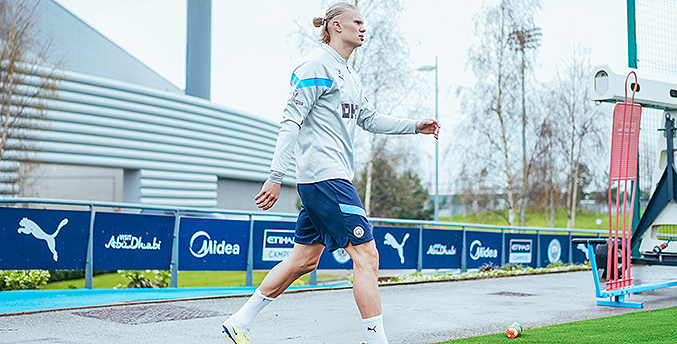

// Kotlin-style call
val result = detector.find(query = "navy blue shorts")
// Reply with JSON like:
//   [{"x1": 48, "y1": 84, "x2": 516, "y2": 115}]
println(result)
[{"x1": 295, "y1": 179, "x2": 373, "y2": 252}]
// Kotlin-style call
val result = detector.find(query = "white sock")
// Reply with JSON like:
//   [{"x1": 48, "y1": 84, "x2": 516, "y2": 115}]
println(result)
[
  {"x1": 363, "y1": 314, "x2": 388, "y2": 344},
  {"x1": 231, "y1": 288, "x2": 275, "y2": 330}
]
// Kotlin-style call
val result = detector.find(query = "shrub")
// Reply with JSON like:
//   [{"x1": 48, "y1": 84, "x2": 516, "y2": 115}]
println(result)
[
  {"x1": 0, "y1": 270, "x2": 51, "y2": 291},
  {"x1": 117, "y1": 270, "x2": 170, "y2": 288},
  {"x1": 47, "y1": 270, "x2": 117, "y2": 282}
]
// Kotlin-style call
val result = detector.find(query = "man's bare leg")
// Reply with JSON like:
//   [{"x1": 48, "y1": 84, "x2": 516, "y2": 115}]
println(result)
[
  {"x1": 344, "y1": 240, "x2": 388, "y2": 344},
  {"x1": 258, "y1": 242, "x2": 325, "y2": 298},
  {"x1": 227, "y1": 242, "x2": 325, "y2": 335}
]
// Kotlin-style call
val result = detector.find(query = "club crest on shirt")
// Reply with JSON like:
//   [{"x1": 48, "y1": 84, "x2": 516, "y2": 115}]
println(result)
[
  {"x1": 288, "y1": 89, "x2": 303, "y2": 106},
  {"x1": 353, "y1": 226, "x2": 365, "y2": 238}
]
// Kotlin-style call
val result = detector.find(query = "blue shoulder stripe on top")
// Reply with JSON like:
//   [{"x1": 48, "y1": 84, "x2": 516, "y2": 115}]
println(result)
[
  {"x1": 290, "y1": 73, "x2": 333, "y2": 89},
  {"x1": 339, "y1": 204, "x2": 367, "y2": 217}
]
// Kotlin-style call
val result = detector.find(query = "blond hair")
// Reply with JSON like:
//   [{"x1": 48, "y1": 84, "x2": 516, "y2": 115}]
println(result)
[{"x1": 312, "y1": 2, "x2": 358, "y2": 44}]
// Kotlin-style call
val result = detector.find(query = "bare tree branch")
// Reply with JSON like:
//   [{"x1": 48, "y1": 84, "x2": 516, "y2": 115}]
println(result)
[{"x1": 1, "y1": 0, "x2": 61, "y2": 196}]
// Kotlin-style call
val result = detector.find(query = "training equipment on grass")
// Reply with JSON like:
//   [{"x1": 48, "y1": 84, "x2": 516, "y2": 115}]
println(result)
[
  {"x1": 506, "y1": 323, "x2": 522, "y2": 338},
  {"x1": 605, "y1": 71, "x2": 642, "y2": 291},
  {"x1": 591, "y1": 65, "x2": 677, "y2": 262},
  {"x1": 586, "y1": 0, "x2": 677, "y2": 301},
  {"x1": 575, "y1": 63, "x2": 677, "y2": 307}
]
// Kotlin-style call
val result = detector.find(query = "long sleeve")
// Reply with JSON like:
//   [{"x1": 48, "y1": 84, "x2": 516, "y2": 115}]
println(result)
[
  {"x1": 268, "y1": 58, "x2": 332, "y2": 183},
  {"x1": 356, "y1": 95, "x2": 418, "y2": 135},
  {"x1": 268, "y1": 119, "x2": 300, "y2": 183}
]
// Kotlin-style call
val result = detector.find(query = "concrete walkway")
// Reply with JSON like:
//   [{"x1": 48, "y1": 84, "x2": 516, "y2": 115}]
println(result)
[{"x1": 1, "y1": 265, "x2": 676, "y2": 344}]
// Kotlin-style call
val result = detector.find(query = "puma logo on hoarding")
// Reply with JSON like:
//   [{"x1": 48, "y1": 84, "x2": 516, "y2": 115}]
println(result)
[
  {"x1": 17, "y1": 217, "x2": 68, "y2": 262},
  {"x1": 384, "y1": 232, "x2": 409, "y2": 264}
]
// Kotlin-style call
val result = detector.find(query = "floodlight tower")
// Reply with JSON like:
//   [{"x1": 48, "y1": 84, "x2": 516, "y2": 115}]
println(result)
[{"x1": 509, "y1": 27, "x2": 541, "y2": 226}]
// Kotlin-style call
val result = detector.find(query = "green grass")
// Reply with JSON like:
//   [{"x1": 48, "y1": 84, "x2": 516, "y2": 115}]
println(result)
[
  {"x1": 439, "y1": 306, "x2": 677, "y2": 343},
  {"x1": 444, "y1": 207, "x2": 609, "y2": 230},
  {"x1": 42, "y1": 270, "x2": 344, "y2": 289}
]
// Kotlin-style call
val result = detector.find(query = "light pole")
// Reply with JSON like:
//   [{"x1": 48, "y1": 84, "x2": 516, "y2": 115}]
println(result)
[
  {"x1": 508, "y1": 27, "x2": 541, "y2": 226},
  {"x1": 418, "y1": 57, "x2": 439, "y2": 222}
]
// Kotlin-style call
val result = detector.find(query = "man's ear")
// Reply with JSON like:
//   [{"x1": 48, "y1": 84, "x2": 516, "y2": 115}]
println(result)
[{"x1": 332, "y1": 19, "x2": 342, "y2": 33}]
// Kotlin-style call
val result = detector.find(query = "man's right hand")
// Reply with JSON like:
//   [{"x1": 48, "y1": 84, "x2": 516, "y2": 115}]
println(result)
[{"x1": 255, "y1": 179, "x2": 282, "y2": 210}]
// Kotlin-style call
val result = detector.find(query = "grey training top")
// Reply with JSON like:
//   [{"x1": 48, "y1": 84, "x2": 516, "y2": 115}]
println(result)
[{"x1": 269, "y1": 44, "x2": 418, "y2": 184}]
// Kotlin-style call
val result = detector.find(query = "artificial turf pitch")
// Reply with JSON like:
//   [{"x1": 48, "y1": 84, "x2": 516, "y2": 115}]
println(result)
[{"x1": 442, "y1": 306, "x2": 677, "y2": 343}]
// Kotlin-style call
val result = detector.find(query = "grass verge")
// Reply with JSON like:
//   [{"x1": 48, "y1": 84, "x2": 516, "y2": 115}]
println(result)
[
  {"x1": 42, "y1": 270, "x2": 345, "y2": 289},
  {"x1": 445, "y1": 208, "x2": 609, "y2": 230},
  {"x1": 439, "y1": 306, "x2": 677, "y2": 343}
]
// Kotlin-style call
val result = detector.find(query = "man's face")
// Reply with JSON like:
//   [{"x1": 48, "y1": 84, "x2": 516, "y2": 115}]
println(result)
[{"x1": 337, "y1": 9, "x2": 365, "y2": 48}]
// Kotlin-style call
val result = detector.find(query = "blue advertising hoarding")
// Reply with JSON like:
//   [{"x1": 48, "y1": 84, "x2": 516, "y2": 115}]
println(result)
[
  {"x1": 317, "y1": 247, "x2": 354, "y2": 269},
  {"x1": 0, "y1": 204, "x2": 594, "y2": 273},
  {"x1": 465, "y1": 231, "x2": 501, "y2": 269},
  {"x1": 94, "y1": 212, "x2": 174, "y2": 270},
  {"x1": 422, "y1": 228, "x2": 461, "y2": 269},
  {"x1": 504, "y1": 233, "x2": 538, "y2": 267},
  {"x1": 539, "y1": 234, "x2": 569, "y2": 267},
  {"x1": 0, "y1": 207, "x2": 89, "y2": 270},
  {"x1": 317, "y1": 226, "x2": 420, "y2": 269},
  {"x1": 253, "y1": 220, "x2": 296, "y2": 270},
  {"x1": 374, "y1": 226, "x2": 418, "y2": 269},
  {"x1": 179, "y1": 218, "x2": 249, "y2": 271},
  {"x1": 571, "y1": 237, "x2": 592, "y2": 264}
]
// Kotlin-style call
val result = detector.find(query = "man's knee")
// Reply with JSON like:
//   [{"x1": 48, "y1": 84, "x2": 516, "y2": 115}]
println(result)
[
  {"x1": 296, "y1": 258, "x2": 319, "y2": 275},
  {"x1": 285, "y1": 243, "x2": 323, "y2": 275},
  {"x1": 286, "y1": 254, "x2": 319, "y2": 276},
  {"x1": 347, "y1": 241, "x2": 379, "y2": 270}
]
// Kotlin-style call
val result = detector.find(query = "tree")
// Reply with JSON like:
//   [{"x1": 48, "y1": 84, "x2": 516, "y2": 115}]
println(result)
[
  {"x1": 293, "y1": 0, "x2": 420, "y2": 216},
  {"x1": 0, "y1": 0, "x2": 60, "y2": 196},
  {"x1": 353, "y1": 139, "x2": 432, "y2": 220},
  {"x1": 545, "y1": 44, "x2": 604, "y2": 228},
  {"x1": 457, "y1": 0, "x2": 540, "y2": 226},
  {"x1": 529, "y1": 117, "x2": 560, "y2": 226}
]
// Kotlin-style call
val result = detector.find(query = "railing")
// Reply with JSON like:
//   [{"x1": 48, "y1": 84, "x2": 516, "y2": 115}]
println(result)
[{"x1": 0, "y1": 198, "x2": 605, "y2": 288}]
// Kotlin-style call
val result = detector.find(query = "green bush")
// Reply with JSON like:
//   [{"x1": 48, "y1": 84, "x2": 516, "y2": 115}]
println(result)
[
  {"x1": 47, "y1": 270, "x2": 116, "y2": 282},
  {"x1": 0, "y1": 270, "x2": 51, "y2": 291},
  {"x1": 117, "y1": 270, "x2": 170, "y2": 288}
]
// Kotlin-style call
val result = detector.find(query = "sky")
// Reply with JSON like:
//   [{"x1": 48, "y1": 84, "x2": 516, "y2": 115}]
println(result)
[
  {"x1": 53, "y1": 0, "x2": 628, "y2": 124},
  {"x1": 52, "y1": 0, "x2": 629, "y2": 192}
]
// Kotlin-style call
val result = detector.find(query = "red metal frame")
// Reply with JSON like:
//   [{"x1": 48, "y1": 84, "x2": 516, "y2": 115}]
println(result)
[{"x1": 606, "y1": 72, "x2": 641, "y2": 290}]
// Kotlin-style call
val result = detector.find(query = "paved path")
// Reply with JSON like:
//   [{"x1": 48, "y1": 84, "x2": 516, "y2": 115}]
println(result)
[{"x1": 1, "y1": 266, "x2": 677, "y2": 344}]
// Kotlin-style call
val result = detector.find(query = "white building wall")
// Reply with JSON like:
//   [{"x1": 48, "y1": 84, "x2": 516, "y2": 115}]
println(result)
[
  {"x1": 4, "y1": 67, "x2": 297, "y2": 212},
  {"x1": 22, "y1": 163, "x2": 124, "y2": 202}
]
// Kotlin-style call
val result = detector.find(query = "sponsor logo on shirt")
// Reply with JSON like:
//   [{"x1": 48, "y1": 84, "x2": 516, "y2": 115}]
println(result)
[{"x1": 341, "y1": 103, "x2": 358, "y2": 119}]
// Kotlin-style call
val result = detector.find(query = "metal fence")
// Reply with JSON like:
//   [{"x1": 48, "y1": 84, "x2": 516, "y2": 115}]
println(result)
[{"x1": 0, "y1": 198, "x2": 605, "y2": 288}]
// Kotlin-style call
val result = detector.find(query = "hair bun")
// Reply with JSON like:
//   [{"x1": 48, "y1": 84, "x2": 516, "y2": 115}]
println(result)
[{"x1": 312, "y1": 17, "x2": 324, "y2": 28}]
